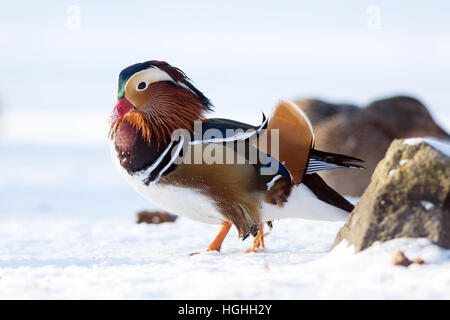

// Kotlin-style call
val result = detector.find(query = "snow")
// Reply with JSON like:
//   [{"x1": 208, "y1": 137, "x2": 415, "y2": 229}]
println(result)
[
  {"x1": 389, "y1": 169, "x2": 398, "y2": 176},
  {"x1": 421, "y1": 201, "x2": 435, "y2": 211},
  {"x1": 1, "y1": 216, "x2": 450, "y2": 299},
  {"x1": 1, "y1": 143, "x2": 450, "y2": 299},
  {"x1": 404, "y1": 137, "x2": 450, "y2": 157}
]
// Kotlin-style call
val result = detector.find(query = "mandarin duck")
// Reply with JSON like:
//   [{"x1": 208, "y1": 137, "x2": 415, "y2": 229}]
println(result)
[{"x1": 109, "y1": 60, "x2": 364, "y2": 253}]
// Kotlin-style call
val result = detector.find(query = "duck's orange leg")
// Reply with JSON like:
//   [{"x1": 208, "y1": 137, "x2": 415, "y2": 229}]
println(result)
[
  {"x1": 246, "y1": 223, "x2": 265, "y2": 253},
  {"x1": 207, "y1": 221, "x2": 232, "y2": 252},
  {"x1": 190, "y1": 221, "x2": 232, "y2": 255}
]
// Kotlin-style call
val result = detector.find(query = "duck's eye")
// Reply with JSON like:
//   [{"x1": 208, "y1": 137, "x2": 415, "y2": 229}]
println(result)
[{"x1": 136, "y1": 81, "x2": 148, "y2": 91}]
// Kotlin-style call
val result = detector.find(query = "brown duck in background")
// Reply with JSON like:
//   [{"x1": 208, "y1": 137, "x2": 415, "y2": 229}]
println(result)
[{"x1": 296, "y1": 96, "x2": 450, "y2": 196}]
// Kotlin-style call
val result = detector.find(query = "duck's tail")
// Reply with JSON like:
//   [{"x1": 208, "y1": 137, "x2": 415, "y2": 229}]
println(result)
[
  {"x1": 302, "y1": 173, "x2": 355, "y2": 213},
  {"x1": 305, "y1": 149, "x2": 364, "y2": 175}
]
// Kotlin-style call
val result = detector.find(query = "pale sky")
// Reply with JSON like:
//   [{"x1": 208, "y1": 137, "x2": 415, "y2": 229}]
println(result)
[{"x1": 1, "y1": 1, "x2": 449, "y2": 144}]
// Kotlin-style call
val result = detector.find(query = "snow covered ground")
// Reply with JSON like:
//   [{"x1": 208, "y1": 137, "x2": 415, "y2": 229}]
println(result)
[
  {"x1": 2, "y1": 215, "x2": 450, "y2": 300},
  {"x1": 1, "y1": 143, "x2": 450, "y2": 299}
]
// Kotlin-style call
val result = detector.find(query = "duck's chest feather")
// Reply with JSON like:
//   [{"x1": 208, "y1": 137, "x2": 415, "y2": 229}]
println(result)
[
  {"x1": 114, "y1": 119, "x2": 178, "y2": 181},
  {"x1": 110, "y1": 137, "x2": 225, "y2": 224}
]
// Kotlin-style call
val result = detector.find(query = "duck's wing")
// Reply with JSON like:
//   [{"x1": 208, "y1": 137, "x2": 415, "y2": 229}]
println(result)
[
  {"x1": 258, "y1": 100, "x2": 315, "y2": 186},
  {"x1": 259, "y1": 100, "x2": 364, "y2": 183},
  {"x1": 192, "y1": 115, "x2": 268, "y2": 144},
  {"x1": 201, "y1": 117, "x2": 259, "y2": 132},
  {"x1": 191, "y1": 116, "x2": 292, "y2": 182}
]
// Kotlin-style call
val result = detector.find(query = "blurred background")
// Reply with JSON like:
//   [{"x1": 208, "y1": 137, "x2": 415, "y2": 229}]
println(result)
[{"x1": 1, "y1": 0, "x2": 449, "y2": 221}]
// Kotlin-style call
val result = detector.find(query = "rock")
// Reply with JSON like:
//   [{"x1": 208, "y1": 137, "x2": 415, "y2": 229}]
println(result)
[
  {"x1": 296, "y1": 96, "x2": 450, "y2": 196},
  {"x1": 391, "y1": 250, "x2": 412, "y2": 266},
  {"x1": 332, "y1": 138, "x2": 450, "y2": 252},
  {"x1": 411, "y1": 257, "x2": 426, "y2": 265},
  {"x1": 391, "y1": 250, "x2": 426, "y2": 267},
  {"x1": 136, "y1": 211, "x2": 178, "y2": 224}
]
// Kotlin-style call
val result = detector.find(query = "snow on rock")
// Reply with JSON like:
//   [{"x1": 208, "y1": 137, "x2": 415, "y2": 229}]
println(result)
[
  {"x1": 404, "y1": 137, "x2": 450, "y2": 157},
  {"x1": 421, "y1": 201, "x2": 435, "y2": 211},
  {"x1": 388, "y1": 169, "x2": 398, "y2": 176}
]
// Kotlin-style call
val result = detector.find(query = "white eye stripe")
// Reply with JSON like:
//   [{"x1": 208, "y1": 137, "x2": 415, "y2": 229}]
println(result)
[
  {"x1": 126, "y1": 67, "x2": 175, "y2": 93},
  {"x1": 125, "y1": 66, "x2": 197, "y2": 98}
]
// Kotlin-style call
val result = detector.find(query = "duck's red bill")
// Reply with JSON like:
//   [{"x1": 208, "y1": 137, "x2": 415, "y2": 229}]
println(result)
[{"x1": 111, "y1": 98, "x2": 134, "y2": 123}]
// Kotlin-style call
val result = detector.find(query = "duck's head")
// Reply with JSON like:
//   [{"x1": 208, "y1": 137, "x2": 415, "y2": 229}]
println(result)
[{"x1": 110, "y1": 60, "x2": 212, "y2": 146}]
